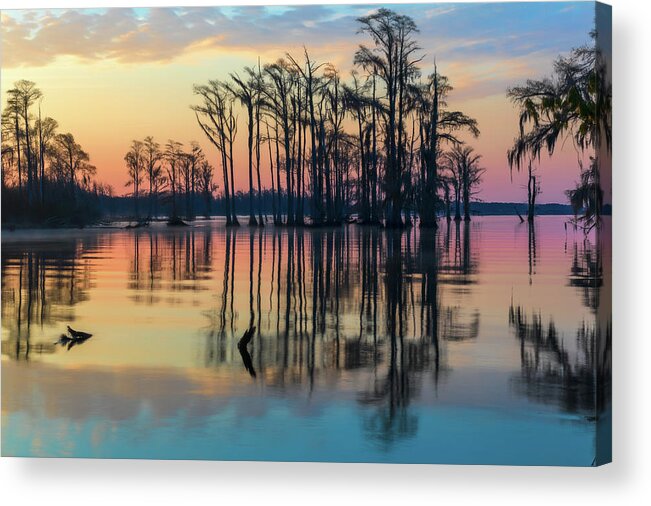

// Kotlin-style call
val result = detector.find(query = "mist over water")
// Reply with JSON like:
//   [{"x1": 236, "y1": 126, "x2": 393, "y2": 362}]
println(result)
[{"x1": 1, "y1": 216, "x2": 609, "y2": 464}]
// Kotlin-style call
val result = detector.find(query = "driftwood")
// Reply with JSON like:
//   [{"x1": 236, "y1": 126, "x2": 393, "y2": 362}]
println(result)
[
  {"x1": 55, "y1": 326, "x2": 94, "y2": 350},
  {"x1": 67, "y1": 325, "x2": 93, "y2": 340},
  {"x1": 166, "y1": 217, "x2": 189, "y2": 227},
  {"x1": 514, "y1": 206, "x2": 525, "y2": 223},
  {"x1": 237, "y1": 326, "x2": 257, "y2": 378}
]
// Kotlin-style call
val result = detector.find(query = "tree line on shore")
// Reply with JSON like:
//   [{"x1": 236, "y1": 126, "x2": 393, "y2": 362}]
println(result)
[
  {"x1": 116, "y1": 9, "x2": 485, "y2": 228},
  {"x1": 1, "y1": 8, "x2": 609, "y2": 230},
  {"x1": 1, "y1": 80, "x2": 112, "y2": 226},
  {"x1": 189, "y1": 9, "x2": 484, "y2": 228}
]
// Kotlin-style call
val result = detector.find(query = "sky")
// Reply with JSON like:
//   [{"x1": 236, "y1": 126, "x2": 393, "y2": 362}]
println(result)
[{"x1": 1, "y1": 2, "x2": 596, "y2": 203}]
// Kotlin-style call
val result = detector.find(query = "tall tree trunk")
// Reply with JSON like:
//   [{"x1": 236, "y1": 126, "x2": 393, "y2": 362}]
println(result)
[
  {"x1": 358, "y1": 116, "x2": 369, "y2": 223},
  {"x1": 171, "y1": 167, "x2": 177, "y2": 218},
  {"x1": 185, "y1": 166, "x2": 191, "y2": 220},
  {"x1": 24, "y1": 104, "x2": 33, "y2": 206},
  {"x1": 385, "y1": 65, "x2": 402, "y2": 228},
  {"x1": 191, "y1": 159, "x2": 196, "y2": 220},
  {"x1": 247, "y1": 105, "x2": 257, "y2": 226},
  {"x1": 300, "y1": 117, "x2": 307, "y2": 225},
  {"x1": 274, "y1": 120, "x2": 282, "y2": 225},
  {"x1": 420, "y1": 68, "x2": 439, "y2": 229},
  {"x1": 149, "y1": 165, "x2": 154, "y2": 219},
  {"x1": 134, "y1": 175, "x2": 139, "y2": 218},
  {"x1": 228, "y1": 125, "x2": 239, "y2": 226},
  {"x1": 255, "y1": 103, "x2": 264, "y2": 226},
  {"x1": 307, "y1": 76, "x2": 321, "y2": 225},
  {"x1": 463, "y1": 164, "x2": 471, "y2": 222},
  {"x1": 295, "y1": 94, "x2": 304, "y2": 225},
  {"x1": 221, "y1": 150, "x2": 231, "y2": 225},
  {"x1": 38, "y1": 103, "x2": 44, "y2": 207},
  {"x1": 283, "y1": 105, "x2": 293, "y2": 226},
  {"x1": 527, "y1": 169, "x2": 536, "y2": 223},
  {"x1": 14, "y1": 110, "x2": 23, "y2": 201},
  {"x1": 266, "y1": 123, "x2": 277, "y2": 225},
  {"x1": 219, "y1": 131, "x2": 232, "y2": 226},
  {"x1": 371, "y1": 75, "x2": 378, "y2": 223}
]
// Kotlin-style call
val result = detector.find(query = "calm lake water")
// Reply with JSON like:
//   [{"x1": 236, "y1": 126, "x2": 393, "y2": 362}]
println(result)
[{"x1": 1, "y1": 216, "x2": 610, "y2": 465}]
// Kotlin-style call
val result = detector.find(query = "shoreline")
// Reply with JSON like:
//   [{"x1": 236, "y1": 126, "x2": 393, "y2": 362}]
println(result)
[
  {"x1": 0, "y1": 214, "x2": 595, "y2": 237},
  {"x1": 2, "y1": 202, "x2": 607, "y2": 232}
]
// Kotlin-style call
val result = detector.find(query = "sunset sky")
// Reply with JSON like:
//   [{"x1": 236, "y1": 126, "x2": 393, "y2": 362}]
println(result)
[{"x1": 1, "y1": 2, "x2": 595, "y2": 203}]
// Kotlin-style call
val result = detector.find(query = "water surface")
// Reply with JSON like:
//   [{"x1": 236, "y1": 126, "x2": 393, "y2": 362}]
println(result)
[{"x1": 1, "y1": 216, "x2": 609, "y2": 465}]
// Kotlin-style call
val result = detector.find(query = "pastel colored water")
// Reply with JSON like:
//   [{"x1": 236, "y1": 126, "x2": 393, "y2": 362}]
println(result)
[{"x1": 1, "y1": 216, "x2": 608, "y2": 465}]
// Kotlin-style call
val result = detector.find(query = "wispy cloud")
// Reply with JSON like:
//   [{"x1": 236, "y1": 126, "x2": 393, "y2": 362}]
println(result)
[
  {"x1": 1, "y1": 6, "x2": 367, "y2": 68},
  {"x1": 2, "y1": 3, "x2": 594, "y2": 70},
  {"x1": 424, "y1": 6, "x2": 457, "y2": 19}
]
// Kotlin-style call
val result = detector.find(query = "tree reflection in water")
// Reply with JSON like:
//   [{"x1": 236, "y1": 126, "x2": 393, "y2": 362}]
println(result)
[
  {"x1": 509, "y1": 230, "x2": 610, "y2": 419},
  {"x1": 1, "y1": 236, "x2": 98, "y2": 361},
  {"x1": 1, "y1": 218, "x2": 609, "y2": 453},
  {"x1": 568, "y1": 237, "x2": 603, "y2": 311},
  {"x1": 192, "y1": 222, "x2": 482, "y2": 448}
]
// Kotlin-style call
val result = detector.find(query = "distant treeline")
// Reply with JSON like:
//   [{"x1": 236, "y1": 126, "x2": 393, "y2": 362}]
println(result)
[
  {"x1": 95, "y1": 192, "x2": 579, "y2": 220},
  {"x1": 472, "y1": 202, "x2": 573, "y2": 216}
]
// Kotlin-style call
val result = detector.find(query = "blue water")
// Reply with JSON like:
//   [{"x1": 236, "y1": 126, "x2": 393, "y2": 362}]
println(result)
[{"x1": 2, "y1": 400, "x2": 593, "y2": 465}]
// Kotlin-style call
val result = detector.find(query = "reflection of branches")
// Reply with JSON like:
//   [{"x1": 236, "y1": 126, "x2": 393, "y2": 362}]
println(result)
[
  {"x1": 440, "y1": 307, "x2": 479, "y2": 341},
  {"x1": 127, "y1": 229, "x2": 214, "y2": 301},
  {"x1": 528, "y1": 222, "x2": 537, "y2": 281},
  {"x1": 568, "y1": 239, "x2": 602, "y2": 311},
  {"x1": 1, "y1": 238, "x2": 95, "y2": 361},
  {"x1": 439, "y1": 221, "x2": 478, "y2": 285},
  {"x1": 202, "y1": 228, "x2": 231, "y2": 366},
  {"x1": 54, "y1": 332, "x2": 92, "y2": 351},
  {"x1": 358, "y1": 339, "x2": 427, "y2": 449},
  {"x1": 194, "y1": 225, "x2": 486, "y2": 447},
  {"x1": 508, "y1": 303, "x2": 599, "y2": 416},
  {"x1": 357, "y1": 230, "x2": 442, "y2": 449}
]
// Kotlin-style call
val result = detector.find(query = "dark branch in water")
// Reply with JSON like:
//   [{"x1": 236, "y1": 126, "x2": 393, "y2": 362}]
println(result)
[{"x1": 238, "y1": 326, "x2": 257, "y2": 378}]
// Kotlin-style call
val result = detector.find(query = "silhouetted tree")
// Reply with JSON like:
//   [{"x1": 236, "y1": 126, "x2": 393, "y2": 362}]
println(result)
[
  {"x1": 164, "y1": 140, "x2": 184, "y2": 219},
  {"x1": 196, "y1": 158, "x2": 216, "y2": 218},
  {"x1": 508, "y1": 32, "x2": 611, "y2": 228},
  {"x1": 264, "y1": 59, "x2": 296, "y2": 225},
  {"x1": 526, "y1": 161, "x2": 540, "y2": 222},
  {"x1": 566, "y1": 157, "x2": 602, "y2": 231},
  {"x1": 182, "y1": 142, "x2": 204, "y2": 220},
  {"x1": 343, "y1": 71, "x2": 372, "y2": 222},
  {"x1": 52, "y1": 133, "x2": 95, "y2": 203},
  {"x1": 193, "y1": 80, "x2": 240, "y2": 226},
  {"x1": 416, "y1": 67, "x2": 480, "y2": 227},
  {"x1": 125, "y1": 140, "x2": 145, "y2": 218},
  {"x1": 36, "y1": 115, "x2": 58, "y2": 206},
  {"x1": 444, "y1": 144, "x2": 484, "y2": 221},
  {"x1": 355, "y1": 9, "x2": 422, "y2": 227},
  {"x1": 287, "y1": 48, "x2": 327, "y2": 225},
  {"x1": 143, "y1": 136, "x2": 163, "y2": 219},
  {"x1": 2, "y1": 90, "x2": 24, "y2": 197},
  {"x1": 11, "y1": 81, "x2": 42, "y2": 205},
  {"x1": 227, "y1": 68, "x2": 261, "y2": 226}
]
